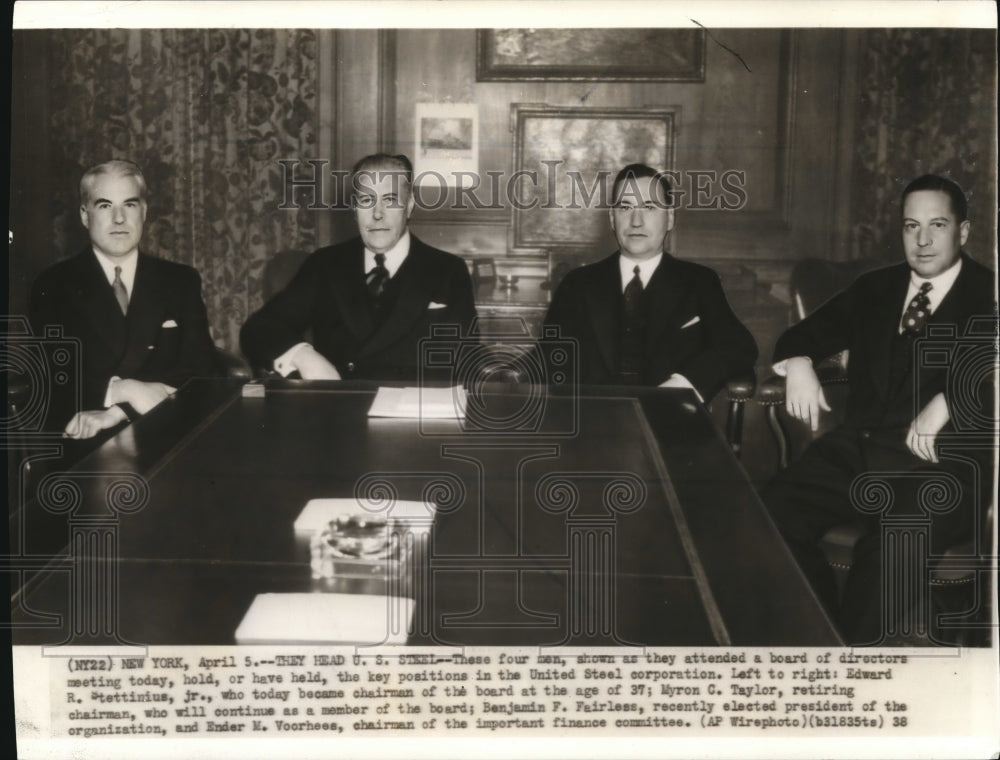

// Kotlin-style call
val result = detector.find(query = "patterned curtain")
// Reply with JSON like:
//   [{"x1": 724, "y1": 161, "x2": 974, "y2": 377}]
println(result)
[
  {"x1": 850, "y1": 29, "x2": 995, "y2": 262},
  {"x1": 47, "y1": 29, "x2": 322, "y2": 351}
]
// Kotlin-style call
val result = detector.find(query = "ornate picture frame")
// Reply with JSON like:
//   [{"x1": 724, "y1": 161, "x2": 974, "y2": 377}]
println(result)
[
  {"x1": 509, "y1": 104, "x2": 678, "y2": 252},
  {"x1": 478, "y1": 29, "x2": 706, "y2": 82}
]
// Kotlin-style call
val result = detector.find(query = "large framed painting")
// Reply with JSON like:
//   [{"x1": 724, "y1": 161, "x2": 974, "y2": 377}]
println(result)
[
  {"x1": 478, "y1": 29, "x2": 705, "y2": 82},
  {"x1": 509, "y1": 104, "x2": 677, "y2": 252}
]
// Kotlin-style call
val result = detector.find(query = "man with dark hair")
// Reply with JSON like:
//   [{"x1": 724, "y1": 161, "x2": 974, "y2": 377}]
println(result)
[
  {"x1": 541, "y1": 163, "x2": 757, "y2": 402},
  {"x1": 30, "y1": 159, "x2": 217, "y2": 439},
  {"x1": 241, "y1": 153, "x2": 477, "y2": 381},
  {"x1": 763, "y1": 173, "x2": 995, "y2": 644}
]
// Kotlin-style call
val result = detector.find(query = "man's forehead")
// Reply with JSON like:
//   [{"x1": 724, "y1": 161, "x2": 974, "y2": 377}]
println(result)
[
  {"x1": 353, "y1": 172, "x2": 409, "y2": 194},
  {"x1": 87, "y1": 174, "x2": 143, "y2": 199},
  {"x1": 614, "y1": 177, "x2": 669, "y2": 205},
  {"x1": 903, "y1": 189, "x2": 955, "y2": 218}
]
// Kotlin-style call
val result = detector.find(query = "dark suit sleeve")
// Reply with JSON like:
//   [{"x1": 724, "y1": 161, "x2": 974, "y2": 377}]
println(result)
[
  {"x1": 149, "y1": 267, "x2": 217, "y2": 386},
  {"x1": 240, "y1": 251, "x2": 327, "y2": 367},
  {"x1": 28, "y1": 270, "x2": 85, "y2": 428},
  {"x1": 773, "y1": 285, "x2": 857, "y2": 365},
  {"x1": 442, "y1": 253, "x2": 477, "y2": 338},
  {"x1": 675, "y1": 270, "x2": 759, "y2": 402}
]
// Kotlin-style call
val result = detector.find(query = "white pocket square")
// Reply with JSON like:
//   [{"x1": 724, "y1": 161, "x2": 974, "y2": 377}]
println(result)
[
  {"x1": 161, "y1": 319, "x2": 178, "y2": 328},
  {"x1": 428, "y1": 302, "x2": 448, "y2": 310},
  {"x1": 681, "y1": 316, "x2": 701, "y2": 329}
]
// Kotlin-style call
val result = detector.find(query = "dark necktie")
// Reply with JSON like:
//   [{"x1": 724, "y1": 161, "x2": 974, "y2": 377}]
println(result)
[
  {"x1": 112, "y1": 265, "x2": 129, "y2": 315},
  {"x1": 623, "y1": 265, "x2": 643, "y2": 319},
  {"x1": 619, "y1": 265, "x2": 646, "y2": 380},
  {"x1": 366, "y1": 253, "x2": 389, "y2": 300},
  {"x1": 900, "y1": 281, "x2": 932, "y2": 336}
]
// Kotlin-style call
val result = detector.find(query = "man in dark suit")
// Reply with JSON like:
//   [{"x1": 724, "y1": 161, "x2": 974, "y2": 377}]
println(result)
[
  {"x1": 240, "y1": 153, "x2": 477, "y2": 381},
  {"x1": 542, "y1": 163, "x2": 757, "y2": 402},
  {"x1": 30, "y1": 159, "x2": 217, "y2": 439},
  {"x1": 763, "y1": 174, "x2": 996, "y2": 644}
]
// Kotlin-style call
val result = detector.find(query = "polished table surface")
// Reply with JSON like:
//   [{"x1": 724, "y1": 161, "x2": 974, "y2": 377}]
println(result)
[{"x1": 9, "y1": 379, "x2": 841, "y2": 646}]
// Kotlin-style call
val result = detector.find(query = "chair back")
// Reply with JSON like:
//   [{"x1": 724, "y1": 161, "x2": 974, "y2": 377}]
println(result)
[{"x1": 263, "y1": 249, "x2": 310, "y2": 302}]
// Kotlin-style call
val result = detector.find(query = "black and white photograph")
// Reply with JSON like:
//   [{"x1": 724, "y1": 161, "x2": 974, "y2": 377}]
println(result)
[{"x1": 4, "y1": 2, "x2": 998, "y2": 758}]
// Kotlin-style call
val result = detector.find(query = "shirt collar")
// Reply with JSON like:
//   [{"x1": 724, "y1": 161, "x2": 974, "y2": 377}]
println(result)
[
  {"x1": 907, "y1": 255, "x2": 963, "y2": 313},
  {"x1": 92, "y1": 248, "x2": 139, "y2": 297},
  {"x1": 619, "y1": 251, "x2": 663, "y2": 292},
  {"x1": 364, "y1": 231, "x2": 410, "y2": 279}
]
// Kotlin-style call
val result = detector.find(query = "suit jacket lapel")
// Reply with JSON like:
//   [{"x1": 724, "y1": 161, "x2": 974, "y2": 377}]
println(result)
[
  {"x1": 866, "y1": 265, "x2": 910, "y2": 401},
  {"x1": 118, "y1": 255, "x2": 163, "y2": 376},
  {"x1": 360, "y1": 241, "x2": 436, "y2": 357},
  {"x1": 75, "y1": 250, "x2": 128, "y2": 356},
  {"x1": 584, "y1": 254, "x2": 622, "y2": 375},
  {"x1": 334, "y1": 244, "x2": 375, "y2": 341},
  {"x1": 643, "y1": 254, "x2": 685, "y2": 352},
  {"x1": 926, "y1": 254, "x2": 973, "y2": 332}
]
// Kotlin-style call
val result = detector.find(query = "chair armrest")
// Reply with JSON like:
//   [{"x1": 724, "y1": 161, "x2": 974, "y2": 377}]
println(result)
[
  {"x1": 214, "y1": 347, "x2": 253, "y2": 380},
  {"x1": 724, "y1": 369, "x2": 756, "y2": 403},
  {"x1": 757, "y1": 360, "x2": 850, "y2": 406}
]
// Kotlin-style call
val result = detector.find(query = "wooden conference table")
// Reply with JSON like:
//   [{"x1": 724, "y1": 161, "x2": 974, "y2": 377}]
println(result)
[{"x1": 9, "y1": 379, "x2": 841, "y2": 646}]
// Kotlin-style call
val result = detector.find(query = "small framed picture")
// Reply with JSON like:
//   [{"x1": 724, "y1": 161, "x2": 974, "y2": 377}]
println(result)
[{"x1": 472, "y1": 258, "x2": 497, "y2": 288}]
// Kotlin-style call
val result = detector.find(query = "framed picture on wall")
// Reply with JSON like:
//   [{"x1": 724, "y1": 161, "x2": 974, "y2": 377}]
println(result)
[
  {"x1": 478, "y1": 29, "x2": 705, "y2": 82},
  {"x1": 413, "y1": 102, "x2": 479, "y2": 189},
  {"x1": 509, "y1": 104, "x2": 678, "y2": 252}
]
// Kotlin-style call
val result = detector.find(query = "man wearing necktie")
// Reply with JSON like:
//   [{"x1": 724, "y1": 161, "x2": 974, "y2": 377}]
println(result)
[
  {"x1": 241, "y1": 153, "x2": 477, "y2": 382},
  {"x1": 763, "y1": 174, "x2": 996, "y2": 643},
  {"x1": 541, "y1": 163, "x2": 758, "y2": 403},
  {"x1": 29, "y1": 160, "x2": 217, "y2": 439}
]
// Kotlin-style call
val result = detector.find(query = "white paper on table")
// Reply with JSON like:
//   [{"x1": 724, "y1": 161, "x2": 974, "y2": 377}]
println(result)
[
  {"x1": 293, "y1": 498, "x2": 436, "y2": 533},
  {"x1": 367, "y1": 386, "x2": 466, "y2": 418},
  {"x1": 235, "y1": 593, "x2": 414, "y2": 645}
]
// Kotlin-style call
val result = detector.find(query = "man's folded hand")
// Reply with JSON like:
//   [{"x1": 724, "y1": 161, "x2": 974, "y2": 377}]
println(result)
[{"x1": 63, "y1": 407, "x2": 128, "y2": 439}]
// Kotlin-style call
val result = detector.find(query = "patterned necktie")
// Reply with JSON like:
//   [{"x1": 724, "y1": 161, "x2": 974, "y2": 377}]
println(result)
[
  {"x1": 623, "y1": 265, "x2": 643, "y2": 318},
  {"x1": 900, "y1": 281, "x2": 932, "y2": 336},
  {"x1": 366, "y1": 253, "x2": 389, "y2": 300},
  {"x1": 112, "y1": 265, "x2": 129, "y2": 315}
]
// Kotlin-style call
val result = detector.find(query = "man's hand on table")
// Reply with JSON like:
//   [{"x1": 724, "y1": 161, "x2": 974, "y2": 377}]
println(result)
[
  {"x1": 291, "y1": 345, "x2": 342, "y2": 380},
  {"x1": 63, "y1": 407, "x2": 128, "y2": 439}
]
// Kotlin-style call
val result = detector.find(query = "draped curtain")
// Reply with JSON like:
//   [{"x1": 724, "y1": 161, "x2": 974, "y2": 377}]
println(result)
[
  {"x1": 47, "y1": 29, "x2": 322, "y2": 351},
  {"x1": 850, "y1": 29, "x2": 995, "y2": 262}
]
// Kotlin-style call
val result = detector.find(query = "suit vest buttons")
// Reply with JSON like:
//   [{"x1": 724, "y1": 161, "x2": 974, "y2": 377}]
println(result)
[
  {"x1": 347, "y1": 362, "x2": 356, "y2": 373},
  {"x1": 860, "y1": 430, "x2": 871, "y2": 439}
]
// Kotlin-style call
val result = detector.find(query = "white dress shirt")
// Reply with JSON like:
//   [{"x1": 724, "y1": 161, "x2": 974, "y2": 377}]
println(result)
[
  {"x1": 898, "y1": 257, "x2": 962, "y2": 333},
  {"x1": 93, "y1": 248, "x2": 138, "y2": 303},
  {"x1": 273, "y1": 233, "x2": 412, "y2": 376}
]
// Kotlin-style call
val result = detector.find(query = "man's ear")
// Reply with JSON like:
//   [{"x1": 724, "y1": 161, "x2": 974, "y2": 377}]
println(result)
[
  {"x1": 665, "y1": 208, "x2": 675, "y2": 232},
  {"x1": 80, "y1": 205, "x2": 90, "y2": 230},
  {"x1": 608, "y1": 206, "x2": 617, "y2": 234},
  {"x1": 959, "y1": 219, "x2": 970, "y2": 247},
  {"x1": 405, "y1": 189, "x2": 415, "y2": 218}
]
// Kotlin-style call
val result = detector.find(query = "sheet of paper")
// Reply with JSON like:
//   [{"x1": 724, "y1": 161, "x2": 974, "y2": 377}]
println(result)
[
  {"x1": 367, "y1": 385, "x2": 467, "y2": 418},
  {"x1": 234, "y1": 593, "x2": 414, "y2": 645}
]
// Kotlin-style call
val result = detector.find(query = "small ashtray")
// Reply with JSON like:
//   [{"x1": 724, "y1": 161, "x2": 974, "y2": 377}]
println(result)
[
  {"x1": 310, "y1": 514, "x2": 413, "y2": 580},
  {"x1": 323, "y1": 514, "x2": 390, "y2": 558},
  {"x1": 497, "y1": 274, "x2": 520, "y2": 290}
]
